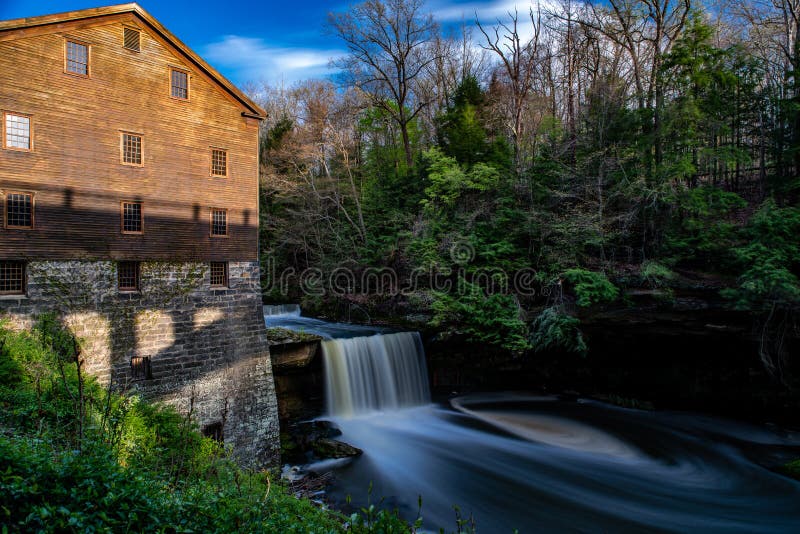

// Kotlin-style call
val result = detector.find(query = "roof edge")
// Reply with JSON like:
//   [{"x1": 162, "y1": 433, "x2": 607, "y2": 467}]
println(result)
[{"x1": 0, "y1": 3, "x2": 267, "y2": 119}]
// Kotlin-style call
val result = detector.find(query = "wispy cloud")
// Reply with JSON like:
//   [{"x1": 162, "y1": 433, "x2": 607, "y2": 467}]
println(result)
[
  {"x1": 203, "y1": 35, "x2": 345, "y2": 86},
  {"x1": 431, "y1": 0, "x2": 545, "y2": 23}
]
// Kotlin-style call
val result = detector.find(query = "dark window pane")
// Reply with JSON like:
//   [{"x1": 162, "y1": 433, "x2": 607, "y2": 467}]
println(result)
[
  {"x1": 122, "y1": 202, "x2": 142, "y2": 233},
  {"x1": 211, "y1": 209, "x2": 227, "y2": 236},
  {"x1": 210, "y1": 262, "x2": 228, "y2": 287},
  {"x1": 0, "y1": 261, "x2": 25, "y2": 294},
  {"x1": 118, "y1": 261, "x2": 139, "y2": 291},
  {"x1": 6, "y1": 193, "x2": 32, "y2": 228}
]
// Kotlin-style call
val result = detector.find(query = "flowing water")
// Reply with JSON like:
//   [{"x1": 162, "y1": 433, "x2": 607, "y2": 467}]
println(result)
[{"x1": 265, "y1": 307, "x2": 800, "y2": 533}]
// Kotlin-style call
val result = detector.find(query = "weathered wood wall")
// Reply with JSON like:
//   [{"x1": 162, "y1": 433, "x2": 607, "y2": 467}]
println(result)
[{"x1": 0, "y1": 13, "x2": 259, "y2": 261}]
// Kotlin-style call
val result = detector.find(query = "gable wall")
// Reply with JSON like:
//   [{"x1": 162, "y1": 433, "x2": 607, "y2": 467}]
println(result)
[{"x1": 0, "y1": 14, "x2": 259, "y2": 261}]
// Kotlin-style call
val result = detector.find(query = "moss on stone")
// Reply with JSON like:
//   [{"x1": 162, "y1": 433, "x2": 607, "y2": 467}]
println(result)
[{"x1": 266, "y1": 327, "x2": 323, "y2": 344}]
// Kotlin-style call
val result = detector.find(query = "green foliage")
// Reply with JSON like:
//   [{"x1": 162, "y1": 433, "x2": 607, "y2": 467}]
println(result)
[
  {"x1": 722, "y1": 200, "x2": 800, "y2": 312},
  {"x1": 0, "y1": 435, "x2": 347, "y2": 533},
  {"x1": 640, "y1": 261, "x2": 676, "y2": 288},
  {"x1": 530, "y1": 307, "x2": 587, "y2": 356},
  {"x1": 664, "y1": 186, "x2": 746, "y2": 267},
  {"x1": 420, "y1": 148, "x2": 501, "y2": 213},
  {"x1": 431, "y1": 279, "x2": 530, "y2": 352},
  {"x1": 0, "y1": 322, "x2": 413, "y2": 533},
  {"x1": 782, "y1": 459, "x2": 800, "y2": 481},
  {"x1": 436, "y1": 76, "x2": 512, "y2": 169},
  {"x1": 562, "y1": 269, "x2": 620, "y2": 307}
]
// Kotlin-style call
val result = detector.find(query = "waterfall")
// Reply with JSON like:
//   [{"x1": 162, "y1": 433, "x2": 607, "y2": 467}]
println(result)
[
  {"x1": 263, "y1": 304, "x2": 301, "y2": 317},
  {"x1": 322, "y1": 331, "x2": 430, "y2": 417}
]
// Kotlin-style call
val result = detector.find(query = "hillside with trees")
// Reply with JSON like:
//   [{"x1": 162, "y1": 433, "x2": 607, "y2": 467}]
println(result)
[{"x1": 252, "y1": 0, "x2": 798, "y2": 411}]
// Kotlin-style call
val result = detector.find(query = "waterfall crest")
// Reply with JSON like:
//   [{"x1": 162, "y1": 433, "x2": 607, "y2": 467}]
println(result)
[
  {"x1": 322, "y1": 331, "x2": 430, "y2": 417},
  {"x1": 263, "y1": 304, "x2": 301, "y2": 317}
]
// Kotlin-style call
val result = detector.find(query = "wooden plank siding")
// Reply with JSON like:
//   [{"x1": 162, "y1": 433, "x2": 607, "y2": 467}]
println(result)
[{"x1": 0, "y1": 11, "x2": 261, "y2": 261}]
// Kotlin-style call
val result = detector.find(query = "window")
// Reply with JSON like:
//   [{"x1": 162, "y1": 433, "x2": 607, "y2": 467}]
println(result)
[
  {"x1": 130, "y1": 356, "x2": 152, "y2": 380},
  {"x1": 118, "y1": 261, "x2": 140, "y2": 291},
  {"x1": 210, "y1": 209, "x2": 227, "y2": 237},
  {"x1": 0, "y1": 261, "x2": 25, "y2": 295},
  {"x1": 3, "y1": 112, "x2": 31, "y2": 151},
  {"x1": 5, "y1": 192, "x2": 33, "y2": 229},
  {"x1": 121, "y1": 132, "x2": 142, "y2": 165},
  {"x1": 121, "y1": 202, "x2": 143, "y2": 233},
  {"x1": 123, "y1": 27, "x2": 141, "y2": 52},
  {"x1": 171, "y1": 68, "x2": 188, "y2": 99},
  {"x1": 65, "y1": 40, "x2": 89, "y2": 76},
  {"x1": 211, "y1": 148, "x2": 227, "y2": 177},
  {"x1": 210, "y1": 262, "x2": 228, "y2": 287}
]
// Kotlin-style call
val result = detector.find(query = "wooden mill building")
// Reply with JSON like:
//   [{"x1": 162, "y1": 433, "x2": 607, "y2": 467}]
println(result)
[{"x1": 0, "y1": 3, "x2": 280, "y2": 467}]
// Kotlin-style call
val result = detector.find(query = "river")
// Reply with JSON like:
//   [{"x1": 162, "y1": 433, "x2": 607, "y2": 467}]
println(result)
[{"x1": 266, "y1": 307, "x2": 800, "y2": 533}]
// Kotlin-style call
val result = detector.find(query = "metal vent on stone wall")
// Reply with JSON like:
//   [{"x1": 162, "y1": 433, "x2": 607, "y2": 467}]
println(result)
[
  {"x1": 130, "y1": 356, "x2": 152, "y2": 380},
  {"x1": 124, "y1": 27, "x2": 141, "y2": 51}
]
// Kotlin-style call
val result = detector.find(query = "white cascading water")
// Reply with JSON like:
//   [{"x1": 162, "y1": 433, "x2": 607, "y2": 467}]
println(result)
[
  {"x1": 263, "y1": 304, "x2": 301, "y2": 317},
  {"x1": 322, "y1": 331, "x2": 430, "y2": 417}
]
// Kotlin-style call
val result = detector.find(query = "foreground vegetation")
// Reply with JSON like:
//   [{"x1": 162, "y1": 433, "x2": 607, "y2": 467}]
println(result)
[{"x1": 0, "y1": 318, "x2": 413, "y2": 532}]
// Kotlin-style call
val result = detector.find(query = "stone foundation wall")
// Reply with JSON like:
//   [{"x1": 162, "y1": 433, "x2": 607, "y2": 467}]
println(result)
[{"x1": 0, "y1": 260, "x2": 279, "y2": 468}]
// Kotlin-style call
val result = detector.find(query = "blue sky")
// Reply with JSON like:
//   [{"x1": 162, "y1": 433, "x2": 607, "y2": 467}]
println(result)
[{"x1": 0, "y1": 1, "x2": 535, "y2": 87}]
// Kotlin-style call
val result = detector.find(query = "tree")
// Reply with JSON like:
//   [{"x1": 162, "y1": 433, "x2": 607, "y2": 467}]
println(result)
[
  {"x1": 329, "y1": 0, "x2": 438, "y2": 168},
  {"x1": 477, "y1": 7, "x2": 542, "y2": 172}
]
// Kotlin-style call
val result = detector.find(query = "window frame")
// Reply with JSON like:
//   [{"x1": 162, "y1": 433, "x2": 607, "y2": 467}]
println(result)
[
  {"x1": 0, "y1": 260, "x2": 26, "y2": 296},
  {"x1": 4, "y1": 191, "x2": 34, "y2": 230},
  {"x1": 2, "y1": 111, "x2": 33, "y2": 152},
  {"x1": 123, "y1": 26, "x2": 141, "y2": 52},
  {"x1": 117, "y1": 261, "x2": 140, "y2": 292},
  {"x1": 120, "y1": 131, "x2": 143, "y2": 166},
  {"x1": 63, "y1": 38, "x2": 90, "y2": 77},
  {"x1": 210, "y1": 261, "x2": 229, "y2": 288},
  {"x1": 209, "y1": 208, "x2": 229, "y2": 238},
  {"x1": 169, "y1": 67, "x2": 190, "y2": 101},
  {"x1": 210, "y1": 147, "x2": 228, "y2": 177},
  {"x1": 120, "y1": 201, "x2": 144, "y2": 235}
]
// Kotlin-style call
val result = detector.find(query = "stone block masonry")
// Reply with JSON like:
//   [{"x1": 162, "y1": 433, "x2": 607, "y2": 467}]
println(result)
[{"x1": 0, "y1": 260, "x2": 279, "y2": 468}]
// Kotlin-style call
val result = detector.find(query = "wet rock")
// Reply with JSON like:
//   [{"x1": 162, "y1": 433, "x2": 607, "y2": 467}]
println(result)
[
  {"x1": 282, "y1": 420, "x2": 348, "y2": 463},
  {"x1": 311, "y1": 438, "x2": 363, "y2": 459}
]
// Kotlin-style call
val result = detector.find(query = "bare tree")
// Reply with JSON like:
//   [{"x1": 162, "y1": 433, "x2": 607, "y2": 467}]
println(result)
[
  {"x1": 328, "y1": 0, "x2": 439, "y2": 168},
  {"x1": 477, "y1": 7, "x2": 542, "y2": 172}
]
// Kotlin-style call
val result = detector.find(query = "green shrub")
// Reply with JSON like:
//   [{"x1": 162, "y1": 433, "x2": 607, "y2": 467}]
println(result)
[
  {"x1": 640, "y1": 261, "x2": 676, "y2": 288},
  {"x1": 722, "y1": 200, "x2": 800, "y2": 312},
  {"x1": 431, "y1": 278, "x2": 530, "y2": 352},
  {"x1": 562, "y1": 269, "x2": 619, "y2": 307},
  {"x1": 0, "y1": 320, "x2": 415, "y2": 533},
  {"x1": 530, "y1": 307, "x2": 587, "y2": 355}
]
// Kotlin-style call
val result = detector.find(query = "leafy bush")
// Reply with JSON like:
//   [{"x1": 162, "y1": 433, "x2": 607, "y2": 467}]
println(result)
[
  {"x1": 431, "y1": 279, "x2": 530, "y2": 352},
  {"x1": 530, "y1": 307, "x2": 587, "y2": 355},
  {"x1": 0, "y1": 320, "x2": 415, "y2": 533},
  {"x1": 640, "y1": 261, "x2": 676, "y2": 288},
  {"x1": 722, "y1": 200, "x2": 800, "y2": 312},
  {"x1": 0, "y1": 435, "x2": 348, "y2": 533},
  {"x1": 664, "y1": 186, "x2": 746, "y2": 267},
  {"x1": 562, "y1": 269, "x2": 619, "y2": 307}
]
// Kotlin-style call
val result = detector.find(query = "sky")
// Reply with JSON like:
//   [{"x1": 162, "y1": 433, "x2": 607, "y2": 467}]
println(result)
[{"x1": 0, "y1": 1, "x2": 539, "y2": 88}]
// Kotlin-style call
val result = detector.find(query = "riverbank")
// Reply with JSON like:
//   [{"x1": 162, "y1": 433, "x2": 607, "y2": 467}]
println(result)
[{"x1": 0, "y1": 318, "x2": 410, "y2": 532}]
